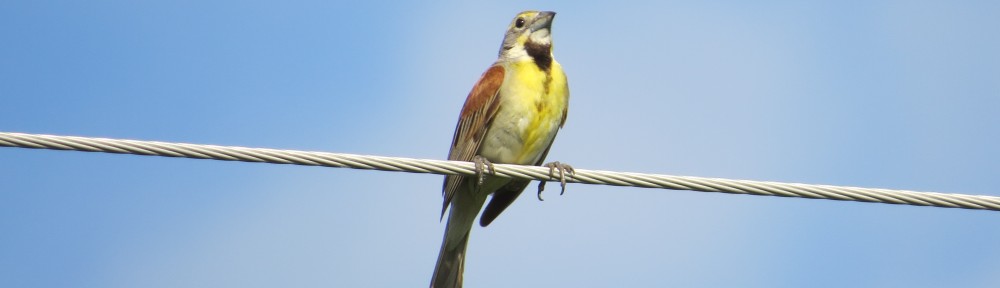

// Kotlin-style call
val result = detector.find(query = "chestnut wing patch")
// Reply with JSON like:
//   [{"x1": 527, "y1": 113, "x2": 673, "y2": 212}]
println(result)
[{"x1": 441, "y1": 65, "x2": 506, "y2": 216}]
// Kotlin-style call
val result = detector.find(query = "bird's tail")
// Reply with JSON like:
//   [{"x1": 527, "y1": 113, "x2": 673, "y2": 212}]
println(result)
[
  {"x1": 432, "y1": 178, "x2": 491, "y2": 288},
  {"x1": 430, "y1": 225, "x2": 469, "y2": 288}
]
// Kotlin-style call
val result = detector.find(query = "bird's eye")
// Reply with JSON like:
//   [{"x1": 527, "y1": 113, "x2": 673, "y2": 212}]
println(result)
[{"x1": 515, "y1": 18, "x2": 525, "y2": 28}]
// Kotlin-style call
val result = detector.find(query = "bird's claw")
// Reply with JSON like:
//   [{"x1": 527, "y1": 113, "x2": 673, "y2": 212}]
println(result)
[
  {"x1": 472, "y1": 155, "x2": 495, "y2": 186},
  {"x1": 537, "y1": 161, "x2": 575, "y2": 201}
]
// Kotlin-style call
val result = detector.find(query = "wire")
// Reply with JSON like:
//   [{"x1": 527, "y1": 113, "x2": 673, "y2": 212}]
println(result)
[{"x1": 2, "y1": 131, "x2": 998, "y2": 211}]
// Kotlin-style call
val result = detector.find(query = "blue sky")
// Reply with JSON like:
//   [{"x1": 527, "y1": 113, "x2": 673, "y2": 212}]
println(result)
[{"x1": 2, "y1": 1, "x2": 999, "y2": 287}]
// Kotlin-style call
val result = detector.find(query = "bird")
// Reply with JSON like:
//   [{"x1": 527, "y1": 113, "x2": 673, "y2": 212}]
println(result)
[{"x1": 430, "y1": 10, "x2": 570, "y2": 288}]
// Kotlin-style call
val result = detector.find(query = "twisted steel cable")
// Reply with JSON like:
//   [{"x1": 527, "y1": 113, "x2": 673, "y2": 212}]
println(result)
[{"x1": 2, "y1": 131, "x2": 998, "y2": 211}]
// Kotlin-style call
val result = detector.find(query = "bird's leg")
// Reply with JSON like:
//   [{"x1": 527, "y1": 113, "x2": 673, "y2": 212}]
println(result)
[
  {"x1": 472, "y1": 155, "x2": 496, "y2": 186},
  {"x1": 537, "y1": 161, "x2": 575, "y2": 201}
]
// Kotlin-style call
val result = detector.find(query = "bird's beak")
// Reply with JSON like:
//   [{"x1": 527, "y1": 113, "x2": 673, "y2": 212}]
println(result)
[
  {"x1": 530, "y1": 11, "x2": 556, "y2": 32},
  {"x1": 527, "y1": 11, "x2": 556, "y2": 45}
]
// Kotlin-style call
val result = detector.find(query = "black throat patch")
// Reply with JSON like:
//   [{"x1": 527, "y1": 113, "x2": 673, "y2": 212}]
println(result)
[{"x1": 525, "y1": 42, "x2": 552, "y2": 72}]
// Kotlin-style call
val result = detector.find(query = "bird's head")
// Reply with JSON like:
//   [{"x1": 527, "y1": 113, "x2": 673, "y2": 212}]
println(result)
[{"x1": 498, "y1": 11, "x2": 556, "y2": 63}]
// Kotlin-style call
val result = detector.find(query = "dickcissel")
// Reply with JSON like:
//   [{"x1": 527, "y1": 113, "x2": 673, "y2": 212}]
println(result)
[{"x1": 430, "y1": 10, "x2": 570, "y2": 288}]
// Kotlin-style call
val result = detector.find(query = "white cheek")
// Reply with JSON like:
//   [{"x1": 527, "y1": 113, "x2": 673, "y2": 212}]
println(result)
[{"x1": 505, "y1": 48, "x2": 528, "y2": 60}]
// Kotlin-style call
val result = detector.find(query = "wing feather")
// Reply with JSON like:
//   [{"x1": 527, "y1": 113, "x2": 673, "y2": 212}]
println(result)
[{"x1": 441, "y1": 65, "x2": 506, "y2": 216}]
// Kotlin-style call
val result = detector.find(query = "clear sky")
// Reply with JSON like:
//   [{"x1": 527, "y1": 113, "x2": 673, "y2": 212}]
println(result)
[{"x1": 2, "y1": 1, "x2": 999, "y2": 287}]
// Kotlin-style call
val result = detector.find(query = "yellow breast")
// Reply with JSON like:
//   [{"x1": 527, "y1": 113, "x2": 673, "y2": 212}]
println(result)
[{"x1": 478, "y1": 59, "x2": 568, "y2": 165}]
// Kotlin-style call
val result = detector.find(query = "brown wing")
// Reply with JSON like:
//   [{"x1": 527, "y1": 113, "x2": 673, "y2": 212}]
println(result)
[{"x1": 441, "y1": 64, "x2": 506, "y2": 217}]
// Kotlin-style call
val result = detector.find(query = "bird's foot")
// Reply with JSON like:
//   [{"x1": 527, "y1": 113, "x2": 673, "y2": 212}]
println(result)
[
  {"x1": 472, "y1": 155, "x2": 496, "y2": 186},
  {"x1": 537, "y1": 161, "x2": 575, "y2": 201}
]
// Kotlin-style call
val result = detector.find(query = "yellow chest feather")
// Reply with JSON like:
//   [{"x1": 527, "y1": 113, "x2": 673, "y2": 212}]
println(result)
[{"x1": 479, "y1": 60, "x2": 568, "y2": 165}]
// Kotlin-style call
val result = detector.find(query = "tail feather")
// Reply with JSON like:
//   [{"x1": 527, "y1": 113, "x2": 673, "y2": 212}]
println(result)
[
  {"x1": 430, "y1": 229, "x2": 469, "y2": 288},
  {"x1": 432, "y1": 176, "x2": 494, "y2": 287}
]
